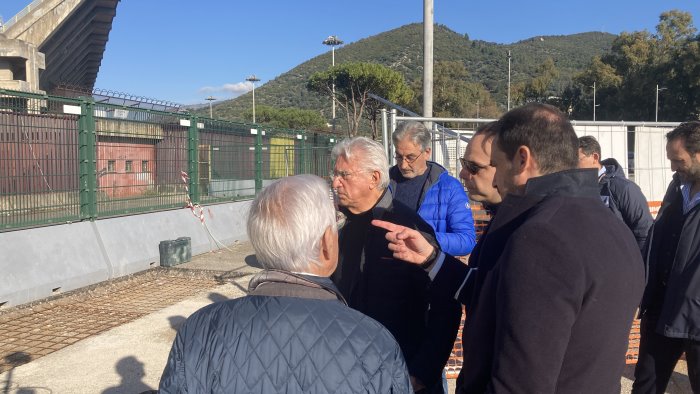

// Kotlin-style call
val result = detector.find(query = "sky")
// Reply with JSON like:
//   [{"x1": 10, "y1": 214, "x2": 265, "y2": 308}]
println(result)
[{"x1": 2, "y1": 1, "x2": 699, "y2": 105}]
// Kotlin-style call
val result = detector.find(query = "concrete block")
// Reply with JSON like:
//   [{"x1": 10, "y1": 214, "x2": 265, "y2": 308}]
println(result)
[
  {"x1": 93, "y1": 201, "x2": 250, "y2": 276},
  {"x1": 0, "y1": 200, "x2": 251, "y2": 308},
  {"x1": 0, "y1": 221, "x2": 110, "y2": 307}
]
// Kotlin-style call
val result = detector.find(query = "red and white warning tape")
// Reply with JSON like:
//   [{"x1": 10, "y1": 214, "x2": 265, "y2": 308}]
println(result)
[
  {"x1": 180, "y1": 170, "x2": 233, "y2": 253},
  {"x1": 181, "y1": 170, "x2": 205, "y2": 224}
]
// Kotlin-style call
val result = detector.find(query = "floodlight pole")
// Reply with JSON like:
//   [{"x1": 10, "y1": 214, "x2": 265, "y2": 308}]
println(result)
[
  {"x1": 246, "y1": 75, "x2": 261, "y2": 123},
  {"x1": 205, "y1": 96, "x2": 216, "y2": 118},
  {"x1": 323, "y1": 35, "x2": 344, "y2": 132}
]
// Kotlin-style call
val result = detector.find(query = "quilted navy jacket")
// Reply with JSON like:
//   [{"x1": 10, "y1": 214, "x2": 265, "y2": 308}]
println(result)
[
  {"x1": 390, "y1": 162, "x2": 476, "y2": 256},
  {"x1": 159, "y1": 270, "x2": 411, "y2": 393}
]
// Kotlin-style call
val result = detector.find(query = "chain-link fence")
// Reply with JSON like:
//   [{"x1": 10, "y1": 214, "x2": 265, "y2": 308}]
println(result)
[{"x1": 0, "y1": 89, "x2": 336, "y2": 232}]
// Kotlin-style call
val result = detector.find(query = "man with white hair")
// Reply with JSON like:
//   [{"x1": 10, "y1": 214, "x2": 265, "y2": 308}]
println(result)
[
  {"x1": 159, "y1": 174, "x2": 411, "y2": 393},
  {"x1": 330, "y1": 137, "x2": 462, "y2": 394}
]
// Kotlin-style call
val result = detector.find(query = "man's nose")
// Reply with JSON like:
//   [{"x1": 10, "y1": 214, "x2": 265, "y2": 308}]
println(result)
[{"x1": 332, "y1": 176, "x2": 342, "y2": 188}]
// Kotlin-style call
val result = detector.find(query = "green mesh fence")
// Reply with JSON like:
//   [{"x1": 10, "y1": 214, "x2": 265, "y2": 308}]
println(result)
[{"x1": 0, "y1": 89, "x2": 336, "y2": 231}]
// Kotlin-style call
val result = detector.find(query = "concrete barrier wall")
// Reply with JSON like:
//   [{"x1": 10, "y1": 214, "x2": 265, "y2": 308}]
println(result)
[{"x1": 0, "y1": 200, "x2": 251, "y2": 308}]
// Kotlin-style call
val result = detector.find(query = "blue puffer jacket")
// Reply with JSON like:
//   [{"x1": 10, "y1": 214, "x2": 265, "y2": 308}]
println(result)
[
  {"x1": 390, "y1": 162, "x2": 476, "y2": 256},
  {"x1": 159, "y1": 270, "x2": 411, "y2": 393}
]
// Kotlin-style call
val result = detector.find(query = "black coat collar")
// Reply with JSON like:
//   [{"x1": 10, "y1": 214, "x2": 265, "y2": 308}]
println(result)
[{"x1": 490, "y1": 169, "x2": 599, "y2": 233}]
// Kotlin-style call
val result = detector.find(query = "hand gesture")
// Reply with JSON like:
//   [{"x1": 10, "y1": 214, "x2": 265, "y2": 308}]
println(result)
[{"x1": 372, "y1": 219, "x2": 435, "y2": 265}]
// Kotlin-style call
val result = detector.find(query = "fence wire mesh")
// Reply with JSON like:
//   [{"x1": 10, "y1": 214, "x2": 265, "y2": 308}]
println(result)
[
  {"x1": 0, "y1": 89, "x2": 335, "y2": 232},
  {"x1": 0, "y1": 94, "x2": 82, "y2": 230}
]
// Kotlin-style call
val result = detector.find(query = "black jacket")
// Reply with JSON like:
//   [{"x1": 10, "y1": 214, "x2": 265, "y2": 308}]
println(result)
[
  {"x1": 332, "y1": 189, "x2": 462, "y2": 390},
  {"x1": 641, "y1": 174, "x2": 700, "y2": 340},
  {"x1": 159, "y1": 270, "x2": 411, "y2": 393},
  {"x1": 432, "y1": 169, "x2": 645, "y2": 393},
  {"x1": 599, "y1": 158, "x2": 654, "y2": 251}
]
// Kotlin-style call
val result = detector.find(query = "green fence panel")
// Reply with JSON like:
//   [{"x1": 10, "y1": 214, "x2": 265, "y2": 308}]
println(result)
[
  {"x1": 0, "y1": 88, "x2": 337, "y2": 232},
  {"x1": 0, "y1": 89, "x2": 83, "y2": 230},
  {"x1": 92, "y1": 102, "x2": 191, "y2": 217}
]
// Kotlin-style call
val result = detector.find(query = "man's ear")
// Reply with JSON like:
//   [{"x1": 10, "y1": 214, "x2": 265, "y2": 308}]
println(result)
[
  {"x1": 318, "y1": 226, "x2": 338, "y2": 276},
  {"x1": 369, "y1": 170, "x2": 381, "y2": 190},
  {"x1": 515, "y1": 145, "x2": 531, "y2": 172},
  {"x1": 593, "y1": 152, "x2": 601, "y2": 164},
  {"x1": 425, "y1": 147, "x2": 432, "y2": 159},
  {"x1": 320, "y1": 226, "x2": 332, "y2": 262}
]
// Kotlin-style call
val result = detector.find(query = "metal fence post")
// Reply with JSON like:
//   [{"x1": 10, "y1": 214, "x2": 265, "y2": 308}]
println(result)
[
  {"x1": 381, "y1": 108, "x2": 389, "y2": 159},
  {"x1": 187, "y1": 115, "x2": 200, "y2": 203},
  {"x1": 455, "y1": 132, "x2": 462, "y2": 175},
  {"x1": 78, "y1": 97, "x2": 97, "y2": 220},
  {"x1": 254, "y1": 127, "x2": 263, "y2": 193},
  {"x1": 299, "y1": 132, "x2": 306, "y2": 175},
  {"x1": 389, "y1": 109, "x2": 397, "y2": 167}
]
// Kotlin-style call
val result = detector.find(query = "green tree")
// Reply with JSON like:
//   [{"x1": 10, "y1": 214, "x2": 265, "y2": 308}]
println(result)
[
  {"x1": 523, "y1": 58, "x2": 560, "y2": 103},
  {"x1": 410, "y1": 61, "x2": 501, "y2": 121},
  {"x1": 574, "y1": 10, "x2": 700, "y2": 121},
  {"x1": 242, "y1": 105, "x2": 328, "y2": 130},
  {"x1": 307, "y1": 62, "x2": 413, "y2": 137}
]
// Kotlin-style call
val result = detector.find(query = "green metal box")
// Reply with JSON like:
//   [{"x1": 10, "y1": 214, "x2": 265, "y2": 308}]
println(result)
[{"x1": 159, "y1": 237, "x2": 192, "y2": 267}]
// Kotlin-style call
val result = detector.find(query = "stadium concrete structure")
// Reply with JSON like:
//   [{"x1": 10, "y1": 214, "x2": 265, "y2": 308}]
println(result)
[
  {"x1": 0, "y1": 0, "x2": 253, "y2": 308},
  {"x1": 0, "y1": 0, "x2": 119, "y2": 95}
]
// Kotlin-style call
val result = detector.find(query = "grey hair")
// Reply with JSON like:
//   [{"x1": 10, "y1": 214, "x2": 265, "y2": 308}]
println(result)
[
  {"x1": 392, "y1": 121, "x2": 432, "y2": 151},
  {"x1": 331, "y1": 137, "x2": 390, "y2": 190},
  {"x1": 246, "y1": 174, "x2": 336, "y2": 273}
]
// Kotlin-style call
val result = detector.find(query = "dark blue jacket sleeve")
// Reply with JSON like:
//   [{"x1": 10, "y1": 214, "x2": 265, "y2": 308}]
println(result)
[
  {"x1": 612, "y1": 179, "x2": 654, "y2": 252},
  {"x1": 430, "y1": 252, "x2": 478, "y2": 307}
]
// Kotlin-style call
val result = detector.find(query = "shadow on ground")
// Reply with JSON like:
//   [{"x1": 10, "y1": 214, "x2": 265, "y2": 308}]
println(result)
[{"x1": 101, "y1": 356, "x2": 156, "y2": 394}]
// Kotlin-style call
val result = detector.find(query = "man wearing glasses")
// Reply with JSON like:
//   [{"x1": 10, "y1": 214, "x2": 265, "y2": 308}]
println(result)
[
  {"x1": 459, "y1": 122, "x2": 502, "y2": 212},
  {"x1": 389, "y1": 121, "x2": 476, "y2": 256},
  {"x1": 330, "y1": 136, "x2": 462, "y2": 393}
]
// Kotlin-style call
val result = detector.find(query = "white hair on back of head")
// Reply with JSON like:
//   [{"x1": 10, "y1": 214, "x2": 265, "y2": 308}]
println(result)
[
  {"x1": 331, "y1": 137, "x2": 389, "y2": 190},
  {"x1": 246, "y1": 174, "x2": 336, "y2": 273}
]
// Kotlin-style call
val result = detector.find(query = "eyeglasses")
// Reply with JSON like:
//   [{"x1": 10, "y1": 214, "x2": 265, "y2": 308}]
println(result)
[
  {"x1": 460, "y1": 157, "x2": 489, "y2": 175},
  {"x1": 394, "y1": 152, "x2": 424, "y2": 165},
  {"x1": 330, "y1": 170, "x2": 362, "y2": 181}
]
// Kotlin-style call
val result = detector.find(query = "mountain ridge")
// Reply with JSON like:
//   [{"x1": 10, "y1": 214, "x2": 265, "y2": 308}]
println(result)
[{"x1": 206, "y1": 23, "x2": 615, "y2": 121}]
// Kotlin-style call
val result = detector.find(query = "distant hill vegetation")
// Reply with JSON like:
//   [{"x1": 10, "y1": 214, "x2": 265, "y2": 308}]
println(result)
[{"x1": 206, "y1": 23, "x2": 615, "y2": 121}]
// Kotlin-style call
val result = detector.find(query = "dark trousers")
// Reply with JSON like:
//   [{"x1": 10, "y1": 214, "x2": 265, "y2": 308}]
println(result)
[{"x1": 632, "y1": 317, "x2": 700, "y2": 393}]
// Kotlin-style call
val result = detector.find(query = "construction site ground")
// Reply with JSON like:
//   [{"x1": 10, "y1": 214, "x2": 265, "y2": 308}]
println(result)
[{"x1": 0, "y1": 241, "x2": 691, "y2": 393}]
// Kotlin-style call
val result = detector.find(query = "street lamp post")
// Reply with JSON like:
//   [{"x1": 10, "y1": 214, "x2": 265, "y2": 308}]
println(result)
[
  {"x1": 656, "y1": 84, "x2": 668, "y2": 122},
  {"x1": 205, "y1": 96, "x2": 216, "y2": 118},
  {"x1": 323, "y1": 35, "x2": 343, "y2": 132},
  {"x1": 246, "y1": 75, "x2": 260, "y2": 123},
  {"x1": 507, "y1": 50, "x2": 512, "y2": 111}
]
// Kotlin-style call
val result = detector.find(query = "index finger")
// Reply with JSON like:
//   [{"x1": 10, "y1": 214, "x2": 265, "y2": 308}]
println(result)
[{"x1": 371, "y1": 219, "x2": 404, "y2": 233}]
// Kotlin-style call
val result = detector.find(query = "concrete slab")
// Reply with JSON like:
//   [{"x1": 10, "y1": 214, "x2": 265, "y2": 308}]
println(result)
[{"x1": 0, "y1": 279, "x2": 250, "y2": 393}]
